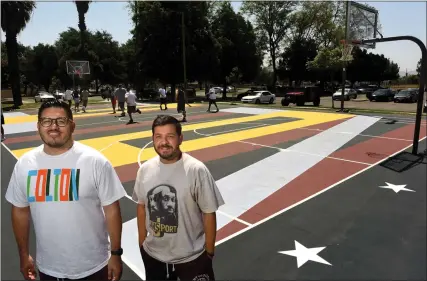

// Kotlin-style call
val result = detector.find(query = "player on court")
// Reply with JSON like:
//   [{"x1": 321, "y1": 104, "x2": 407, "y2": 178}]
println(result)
[
  {"x1": 176, "y1": 87, "x2": 191, "y2": 122},
  {"x1": 207, "y1": 88, "x2": 219, "y2": 113},
  {"x1": 114, "y1": 85, "x2": 127, "y2": 117},
  {"x1": 80, "y1": 87, "x2": 89, "y2": 113},
  {"x1": 132, "y1": 115, "x2": 224, "y2": 280},
  {"x1": 125, "y1": 88, "x2": 141, "y2": 124},
  {"x1": 159, "y1": 87, "x2": 168, "y2": 110}
]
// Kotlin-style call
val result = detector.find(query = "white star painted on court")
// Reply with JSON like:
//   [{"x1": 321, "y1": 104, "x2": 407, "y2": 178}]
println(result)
[
  {"x1": 278, "y1": 240, "x2": 332, "y2": 268},
  {"x1": 378, "y1": 182, "x2": 415, "y2": 193}
]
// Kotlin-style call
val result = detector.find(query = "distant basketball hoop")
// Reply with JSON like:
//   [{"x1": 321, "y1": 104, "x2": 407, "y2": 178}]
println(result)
[{"x1": 66, "y1": 60, "x2": 90, "y2": 88}]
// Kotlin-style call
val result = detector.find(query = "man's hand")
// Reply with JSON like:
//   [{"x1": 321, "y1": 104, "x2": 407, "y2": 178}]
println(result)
[
  {"x1": 108, "y1": 255, "x2": 122, "y2": 281},
  {"x1": 203, "y1": 212, "x2": 217, "y2": 256},
  {"x1": 20, "y1": 254, "x2": 36, "y2": 280}
]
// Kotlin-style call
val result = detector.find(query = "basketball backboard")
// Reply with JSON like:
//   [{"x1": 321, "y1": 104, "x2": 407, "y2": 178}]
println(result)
[
  {"x1": 345, "y1": 1, "x2": 380, "y2": 49},
  {"x1": 66, "y1": 60, "x2": 90, "y2": 76}
]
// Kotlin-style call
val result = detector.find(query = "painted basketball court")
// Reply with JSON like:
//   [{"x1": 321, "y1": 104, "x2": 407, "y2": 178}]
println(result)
[{"x1": 1, "y1": 102, "x2": 426, "y2": 280}]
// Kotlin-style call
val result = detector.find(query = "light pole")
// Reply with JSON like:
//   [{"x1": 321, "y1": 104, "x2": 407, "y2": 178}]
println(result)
[{"x1": 181, "y1": 11, "x2": 187, "y2": 91}]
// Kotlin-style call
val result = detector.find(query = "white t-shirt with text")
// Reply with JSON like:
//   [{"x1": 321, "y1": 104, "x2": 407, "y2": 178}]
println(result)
[{"x1": 5, "y1": 141, "x2": 127, "y2": 279}]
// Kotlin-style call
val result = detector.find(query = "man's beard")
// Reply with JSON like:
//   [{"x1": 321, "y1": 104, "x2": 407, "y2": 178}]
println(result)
[
  {"x1": 154, "y1": 144, "x2": 180, "y2": 160},
  {"x1": 40, "y1": 130, "x2": 72, "y2": 148}
]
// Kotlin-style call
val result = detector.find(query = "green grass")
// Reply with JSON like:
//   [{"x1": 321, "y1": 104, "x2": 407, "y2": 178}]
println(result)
[
  {"x1": 2, "y1": 96, "x2": 108, "y2": 111},
  {"x1": 218, "y1": 100, "x2": 426, "y2": 116}
]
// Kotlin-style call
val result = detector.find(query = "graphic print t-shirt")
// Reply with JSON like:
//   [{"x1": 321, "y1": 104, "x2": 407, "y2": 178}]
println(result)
[
  {"x1": 132, "y1": 153, "x2": 225, "y2": 264},
  {"x1": 5, "y1": 142, "x2": 127, "y2": 279}
]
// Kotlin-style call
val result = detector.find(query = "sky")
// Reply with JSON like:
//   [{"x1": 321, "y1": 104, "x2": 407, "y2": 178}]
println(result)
[{"x1": 1, "y1": 1, "x2": 426, "y2": 76}]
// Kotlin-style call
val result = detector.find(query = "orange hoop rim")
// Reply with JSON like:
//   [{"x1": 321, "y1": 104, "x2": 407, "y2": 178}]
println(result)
[{"x1": 340, "y1": 39, "x2": 362, "y2": 46}]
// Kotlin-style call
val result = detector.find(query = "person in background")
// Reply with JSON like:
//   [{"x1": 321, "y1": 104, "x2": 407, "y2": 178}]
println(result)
[
  {"x1": 5, "y1": 100, "x2": 126, "y2": 280},
  {"x1": 73, "y1": 87, "x2": 80, "y2": 112},
  {"x1": 64, "y1": 89, "x2": 73, "y2": 108},
  {"x1": 1, "y1": 108, "x2": 5, "y2": 142},
  {"x1": 125, "y1": 88, "x2": 141, "y2": 124},
  {"x1": 159, "y1": 87, "x2": 168, "y2": 110},
  {"x1": 176, "y1": 87, "x2": 191, "y2": 122},
  {"x1": 114, "y1": 85, "x2": 127, "y2": 117},
  {"x1": 80, "y1": 87, "x2": 90, "y2": 113},
  {"x1": 207, "y1": 88, "x2": 219, "y2": 113},
  {"x1": 107, "y1": 87, "x2": 116, "y2": 114}
]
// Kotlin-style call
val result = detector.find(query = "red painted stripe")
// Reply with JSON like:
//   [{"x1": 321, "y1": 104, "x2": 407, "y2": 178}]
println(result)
[
  {"x1": 4, "y1": 111, "x2": 235, "y2": 145},
  {"x1": 330, "y1": 123, "x2": 426, "y2": 164},
  {"x1": 216, "y1": 123, "x2": 423, "y2": 240},
  {"x1": 115, "y1": 118, "x2": 349, "y2": 183},
  {"x1": 216, "y1": 219, "x2": 248, "y2": 242}
]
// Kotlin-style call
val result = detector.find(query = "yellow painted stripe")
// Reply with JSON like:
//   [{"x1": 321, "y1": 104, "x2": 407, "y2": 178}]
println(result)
[
  {"x1": 11, "y1": 111, "x2": 352, "y2": 167},
  {"x1": 4, "y1": 103, "x2": 202, "y2": 124}
]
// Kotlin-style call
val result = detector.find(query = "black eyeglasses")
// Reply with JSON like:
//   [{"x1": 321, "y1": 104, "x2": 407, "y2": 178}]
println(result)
[{"x1": 39, "y1": 117, "x2": 70, "y2": 127}]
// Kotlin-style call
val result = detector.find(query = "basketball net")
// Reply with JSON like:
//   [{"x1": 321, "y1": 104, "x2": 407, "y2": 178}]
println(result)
[
  {"x1": 341, "y1": 41, "x2": 354, "y2": 62},
  {"x1": 74, "y1": 69, "x2": 83, "y2": 79}
]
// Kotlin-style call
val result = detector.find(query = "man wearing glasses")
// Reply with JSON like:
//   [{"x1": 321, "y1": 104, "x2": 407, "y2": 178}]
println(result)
[{"x1": 5, "y1": 100, "x2": 127, "y2": 280}]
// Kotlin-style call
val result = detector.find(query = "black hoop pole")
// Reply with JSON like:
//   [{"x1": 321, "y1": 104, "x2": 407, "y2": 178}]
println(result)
[{"x1": 362, "y1": 36, "x2": 426, "y2": 155}]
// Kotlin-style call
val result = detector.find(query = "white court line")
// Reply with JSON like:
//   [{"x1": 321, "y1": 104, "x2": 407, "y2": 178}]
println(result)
[
  {"x1": 1, "y1": 142, "x2": 17, "y2": 158},
  {"x1": 137, "y1": 141, "x2": 153, "y2": 167},
  {"x1": 295, "y1": 127, "x2": 414, "y2": 142},
  {"x1": 215, "y1": 135, "x2": 427, "y2": 246},
  {"x1": 98, "y1": 131, "x2": 142, "y2": 152},
  {"x1": 217, "y1": 210, "x2": 252, "y2": 226},
  {"x1": 193, "y1": 129, "x2": 372, "y2": 166}
]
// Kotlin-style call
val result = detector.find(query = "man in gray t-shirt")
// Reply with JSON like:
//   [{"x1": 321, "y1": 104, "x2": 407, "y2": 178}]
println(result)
[
  {"x1": 113, "y1": 84, "x2": 127, "y2": 117},
  {"x1": 132, "y1": 115, "x2": 224, "y2": 280}
]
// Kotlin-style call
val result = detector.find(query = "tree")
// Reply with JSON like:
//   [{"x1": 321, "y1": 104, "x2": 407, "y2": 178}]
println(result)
[
  {"x1": 307, "y1": 46, "x2": 342, "y2": 87},
  {"x1": 278, "y1": 38, "x2": 317, "y2": 85},
  {"x1": 347, "y1": 48, "x2": 399, "y2": 84},
  {"x1": 25, "y1": 44, "x2": 59, "y2": 91},
  {"x1": 289, "y1": 1, "x2": 345, "y2": 49},
  {"x1": 210, "y1": 2, "x2": 261, "y2": 98},
  {"x1": 416, "y1": 58, "x2": 421, "y2": 76},
  {"x1": 131, "y1": 1, "x2": 187, "y2": 96},
  {"x1": 241, "y1": 1, "x2": 297, "y2": 88},
  {"x1": 1, "y1": 1, "x2": 36, "y2": 107},
  {"x1": 234, "y1": 15, "x2": 262, "y2": 83},
  {"x1": 74, "y1": 0, "x2": 91, "y2": 51}
]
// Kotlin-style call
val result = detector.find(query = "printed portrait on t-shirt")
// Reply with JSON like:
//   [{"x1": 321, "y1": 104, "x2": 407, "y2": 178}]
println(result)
[{"x1": 147, "y1": 184, "x2": 178, "y2": 237}]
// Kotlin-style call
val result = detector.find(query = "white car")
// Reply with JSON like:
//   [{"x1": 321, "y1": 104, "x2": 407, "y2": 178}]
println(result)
[
  {"x1": 210, "y1": 87, "x2": 223, "y2": 94},
  {"x1": 54, "y1": 90, "x2": 64, "y2": 101},
  {"x1": 35, "y1": 92, "x2": 56, "y2": 103},
  {"x1": 241, "y1": 91, "x2": 275, "y2": 104},
  {"x1": 332, "y1": 88, "x2": 357, "y2": 101}
]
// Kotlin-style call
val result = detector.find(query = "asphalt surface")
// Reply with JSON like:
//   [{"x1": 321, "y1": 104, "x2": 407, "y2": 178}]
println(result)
[
  {"x1": 213, "y1": 140, "x2": 426, "y2": 280},
  {"x1": 1, "y1": 102, "x2": 426, "y2": 280}
]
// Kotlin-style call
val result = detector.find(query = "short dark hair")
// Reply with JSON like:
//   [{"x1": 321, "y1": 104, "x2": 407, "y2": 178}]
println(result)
[
  {"x1": 152, "y1": 115, "x2": 182, "y2": 136},
  {"x1": 38, "y1": 100, "x2": 73, "y2": 121}
]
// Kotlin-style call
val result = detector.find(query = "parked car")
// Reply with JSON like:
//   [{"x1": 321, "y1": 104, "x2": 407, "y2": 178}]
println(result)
[
  {"x1": 209, "y1": 87, "x2": 223, "y2": 94},
  {"x1": 53, "y1": 90, "x2": 64, "y2": 100},
  {"x1": 332, "y1": 88, "x2": 358, "y2": 101},
  {"x1": 241, "y1": 91, "x2": 275, "y2": 104},
  {"x1": 393, "y1": 89, "x2": 418, "y2": 103},
  {"x1": 281, "y1": 86, "x2": 321, "y2": 106},
  {"x1": 236, "y1": 89, "x2": 254, "y2": 100},
  {"x1": 369, "y1": 88, "x2": 395, "y2": 102},
  {"x1": 35, "y1": 91, "x2": 56, "y2": 103}
]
